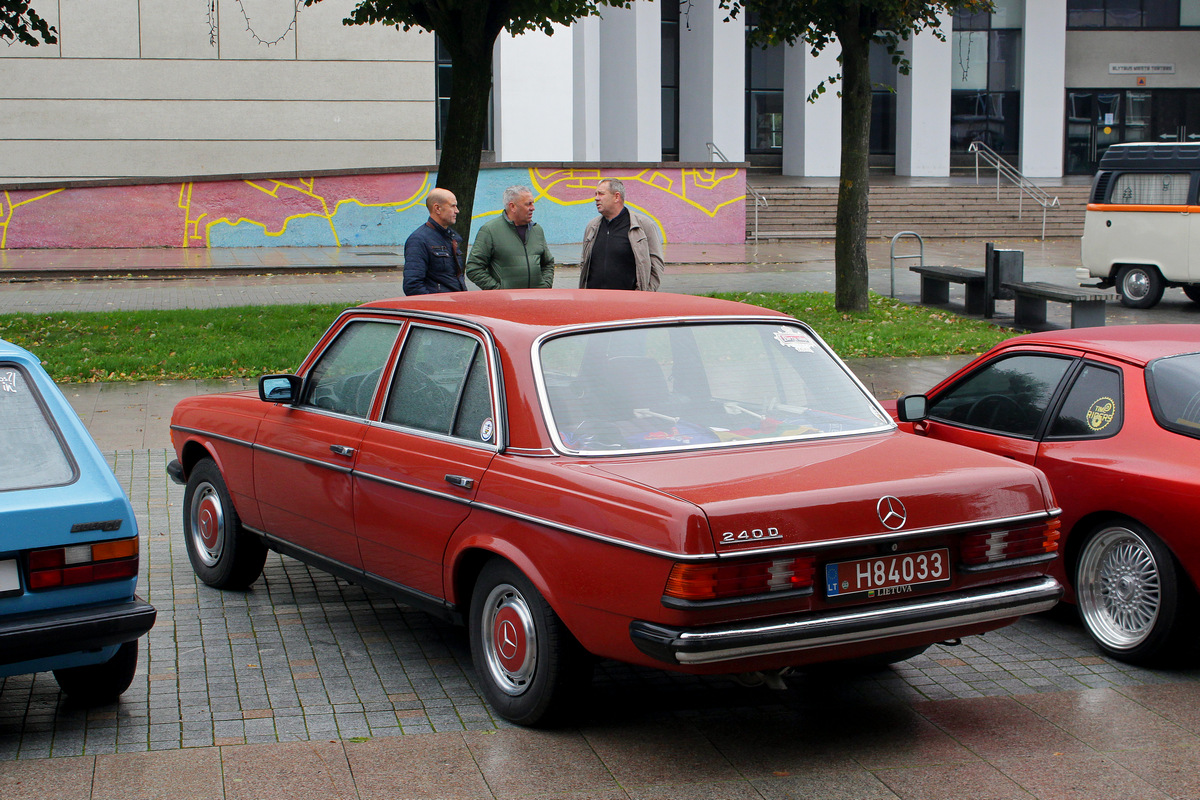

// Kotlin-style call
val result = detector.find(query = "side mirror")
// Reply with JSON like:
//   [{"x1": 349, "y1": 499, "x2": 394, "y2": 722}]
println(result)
[
  {"x1": 896, "y1": 394, "x2": 929, "y2": 423},
  {"x1": 259, "y1": 374, "x2": 302, "y2": 404}
]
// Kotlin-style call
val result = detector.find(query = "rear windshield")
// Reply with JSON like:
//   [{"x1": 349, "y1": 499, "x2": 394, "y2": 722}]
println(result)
[
  {"x1": 1146, "y1": 352, "x2": 1200, "y2": 439},
  {"x1": 537, "y1": 321, "x2": 891, "y2": 454},
  {"x1": 0, "y1": 364, "x2": 77, "y2": 491}
]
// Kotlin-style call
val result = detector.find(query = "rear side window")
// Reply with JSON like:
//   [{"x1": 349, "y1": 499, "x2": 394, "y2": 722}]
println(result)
[
  {"x1": 0, "y1": 365, "x2": 77, "y2": 491},
  {"x1": 1146, "y1": 352, "x2": 1200, "y2": 438},
  {"x1": 385, "y1": 326, "x2": 495, "y2": 443},
  {"x1": 1110, "y1": 173, "x2": 1191, "y2": 205},
  {"x1": 1047, "y1": 364, "x2": 1122, "y2": 439}
]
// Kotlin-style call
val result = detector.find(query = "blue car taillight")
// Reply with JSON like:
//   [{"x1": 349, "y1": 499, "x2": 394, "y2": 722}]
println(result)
[{"x1": 26, "y1": 537, "x2": 139, "y2": 590}]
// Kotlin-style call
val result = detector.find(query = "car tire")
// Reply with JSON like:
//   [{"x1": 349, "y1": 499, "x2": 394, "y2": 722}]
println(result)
[
  {"x1": 184, "y1": 459, "x2": 267, "y2": 590},
  {"x1": 53, "y1": 640, "x2": 138, "y2": 705},
  {"x1": 1075, "y1": 520, "x2": 1195, "y2": 665},
  {"x1": 469, "y1": 559, "x2": 592, "y2": 726},
  {"x1": 1116, "y1": 265, "x2": 1165, "y2": 309},
  {"x1": 1183, "y1": 285, "x2": 1200, "y2": 304}
]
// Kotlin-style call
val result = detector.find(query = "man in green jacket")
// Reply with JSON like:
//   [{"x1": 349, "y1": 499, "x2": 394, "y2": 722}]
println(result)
[{"x1": 465, "y1": 185, "x2": 556, "y2": 290}]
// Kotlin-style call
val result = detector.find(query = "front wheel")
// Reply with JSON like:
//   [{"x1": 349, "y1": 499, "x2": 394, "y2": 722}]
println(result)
[
  {"x1": 1075, "y1": 521, "x2": 1194, "y2": 665},
  {"x1": 184, "y1": 459, "x2": 267, "y2": 590},
  {"x1": 469, "y1": 560, "x2": 592, "y2": 726},
  {"x1": 1116, "y1": 265, "x2": 1165, "y2": 309},
  {"x1": 53, "y1": 640, "x2": 138, "y2": 705}
]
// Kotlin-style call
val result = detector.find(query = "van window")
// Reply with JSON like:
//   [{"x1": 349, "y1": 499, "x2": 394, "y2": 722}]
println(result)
[{"x1": 1111, "y1": 173, "x2": 1190, "y2": 205}]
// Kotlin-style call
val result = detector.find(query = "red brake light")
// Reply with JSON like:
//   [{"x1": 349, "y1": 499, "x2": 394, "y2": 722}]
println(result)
[
  {"x1": 961, "y1": 520, "x2": 1060, "y2": 566},
  {"x1": 665, "y1": 556, "x2": 815, "y2": 602},
  {"x1": 27, "y1": 537, "x2": 139, "y2": 590}
]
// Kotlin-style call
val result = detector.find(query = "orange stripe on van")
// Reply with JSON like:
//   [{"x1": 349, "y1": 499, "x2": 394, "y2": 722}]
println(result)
[{"x1": 1087, "y1": 203, "x2": 1200, "y2": 213}]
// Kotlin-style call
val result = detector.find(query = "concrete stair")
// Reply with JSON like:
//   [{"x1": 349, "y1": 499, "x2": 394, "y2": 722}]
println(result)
[{"x1": 747, "y1": 183, "x2": 1089, "y2": 240}]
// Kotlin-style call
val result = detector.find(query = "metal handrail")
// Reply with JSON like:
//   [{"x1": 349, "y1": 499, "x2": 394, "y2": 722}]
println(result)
[
  {"x1": 889, "y1": 231, "x2": 925, "y2": 298},
  {"x1": 968, "y1": 140, "x2": 1060, "y2": 240},
  {"x1": 708, "y1": 142, "x2": 767, "y2": 245}
]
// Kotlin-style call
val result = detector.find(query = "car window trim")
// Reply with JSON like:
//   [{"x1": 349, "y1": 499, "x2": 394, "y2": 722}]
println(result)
[
  {"x1": 529, "y1": 316, "x2": 894, "y2": 457},
  {"x1": 378, "y1": 321, "x2": 503, "y2": 451},
  {"x1": 0, "y1": 360, "x2": 81, "y2": 492},
  {"x1": 1042, "y1": 359, "x2": 1125, "y2": 441}
]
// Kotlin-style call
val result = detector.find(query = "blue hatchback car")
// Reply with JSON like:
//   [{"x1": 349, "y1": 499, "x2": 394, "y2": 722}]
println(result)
[{"x1": 0, "y1": 339, "x2": 156, "y2": 703}]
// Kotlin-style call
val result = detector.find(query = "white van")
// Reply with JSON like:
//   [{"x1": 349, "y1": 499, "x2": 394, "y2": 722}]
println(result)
[{"x1": 1080, "y1": 143, "x2": 1200, "y2": 309}]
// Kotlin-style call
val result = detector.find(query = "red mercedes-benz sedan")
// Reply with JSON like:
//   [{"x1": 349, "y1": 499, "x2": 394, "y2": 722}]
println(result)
[
  {"x1": 892, "y1": 324, "x2": 1200, "y2": 666},
  {"x1": 169, "y1": 291, "x2": 1061, "y2": 725}
]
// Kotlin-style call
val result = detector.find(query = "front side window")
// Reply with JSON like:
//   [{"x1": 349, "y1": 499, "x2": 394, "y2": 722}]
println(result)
[
  {"x1": 384, "y1": 326, "x2": 495, "y2": 443},
  {"x1": 0, "y1": 365, "x2": 76, "y2": 491},
  {"x1": 303, "y1": 321, "x2": 401, "y2": 418},
  {"x1": 1146, "y1": 352, "x2": 1200, "y2": 437},
  {"x1": 1047, "y1": 364, "x2": 1123, "y2": 438},
  {"x1": 538, "y1": 322, "x2": 890, "y2": 454},
  {"x1": 929, "y1": 354, "x2": 1074, "y2": 436}
]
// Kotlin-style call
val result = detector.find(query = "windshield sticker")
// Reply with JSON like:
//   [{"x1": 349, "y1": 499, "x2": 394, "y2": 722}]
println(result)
[
  {"x1": 1086, "y1": 397, "x2": 1117, "y2": 432},
  {"x1": 773, "y1": 327, "x2": 815, "y2": 353},
  {"x1": 480, "y1": 418, "x2": 494, "y2": 442},
  {"x1": 0, "y1": 371, "x2": 17, "y2": 393}
]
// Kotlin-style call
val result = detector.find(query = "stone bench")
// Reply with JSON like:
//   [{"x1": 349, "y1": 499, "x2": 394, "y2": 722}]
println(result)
[
  {"x1": 1001, "y1": 281, "x2": 1116, "y2": 329},
  {"x1": 910, "y1": 265, "x2": 987, "y2": 315}
]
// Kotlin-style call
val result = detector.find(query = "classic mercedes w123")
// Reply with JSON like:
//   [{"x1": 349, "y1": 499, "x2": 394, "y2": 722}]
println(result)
[{"x1": 168, "y1": 291, "x2": 1063, "y2": 725}]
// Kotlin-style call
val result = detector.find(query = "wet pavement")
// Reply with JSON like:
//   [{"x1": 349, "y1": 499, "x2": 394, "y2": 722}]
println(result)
[{"x1": 3, "y1": 238, "x2": 1200, "y2": 798}]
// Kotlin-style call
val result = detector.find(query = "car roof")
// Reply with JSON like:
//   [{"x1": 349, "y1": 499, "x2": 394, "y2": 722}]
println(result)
[
  {"x1": 998, "y1": 324, "x2": 1200, "y2": 366},
  {"x1": 0, "y1": 338, "x2": 39, "y2": 364},
  {"x1": 357, "y1": 290, "x2": 790, "y2": 330}
]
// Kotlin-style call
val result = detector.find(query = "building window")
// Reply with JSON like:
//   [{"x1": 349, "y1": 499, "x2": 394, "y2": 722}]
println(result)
[
  {"x1": 435, "y1": 37, "x2": 494, "y2": 152},
  {"x1": 951, "y1": 4, "x2": 1022, "y2": 155},
  {"x1": 870, "y1": 41, "x2": 899, "y2": 156},
  {"x1": 745, "y1": 13, "x2": 785, "y2": 153},
  {"x1": 1068, "y1": 0, "x2": 1200, "y2": 27},
  {"x1": 662, "y1": 1, "x2": 680, "y2": 156}
]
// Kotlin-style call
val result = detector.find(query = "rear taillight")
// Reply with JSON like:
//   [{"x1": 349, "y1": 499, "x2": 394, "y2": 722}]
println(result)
[
  {"x1": 27, "y1": 537, "x2": 139, "y2": 590},
  {"x1": 961, "y1": 520, "x2": 1060, "y2": 566},
  {"x1": 665, "y1": 556, "x2": 815, "y2": 602}
]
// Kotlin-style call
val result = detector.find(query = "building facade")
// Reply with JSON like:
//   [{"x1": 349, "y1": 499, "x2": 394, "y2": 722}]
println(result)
[{"x1": 1, "y1": 0, "x2": 1197, "y2": 185}]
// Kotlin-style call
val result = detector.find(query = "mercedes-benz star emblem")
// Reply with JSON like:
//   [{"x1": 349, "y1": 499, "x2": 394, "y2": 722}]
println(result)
[
  {"x1": 877, "y1": 496, "x2": 907, "y2": 530},
  {"x1": 499, "y1": 620, "x2": 520, "y2": 660}
]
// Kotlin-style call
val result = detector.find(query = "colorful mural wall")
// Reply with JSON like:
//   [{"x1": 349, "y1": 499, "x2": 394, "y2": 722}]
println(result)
[{"x1": 0, "y1": 166, "x2": 746, "y2": 249}]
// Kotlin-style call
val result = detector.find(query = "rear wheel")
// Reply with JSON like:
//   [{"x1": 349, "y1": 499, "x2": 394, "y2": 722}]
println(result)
[
  {"x1": 1075, "y1": 521, "x2": 1194, "y2": 665},
  {"x1": 184, "y1": 459, "x2": 267, "y2": 589},
  {"x1": 1116, "y1": 265, "x2": 1165, "y2": 309},
  {"x1": 469, "y1": 560, "x2": 592, "y2": 726},
  {"x1": 53, "y1": 640, "x2": 138, "y2": 705}
]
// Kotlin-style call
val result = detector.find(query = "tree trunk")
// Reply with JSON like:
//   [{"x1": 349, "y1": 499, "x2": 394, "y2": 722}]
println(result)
[
  {"x1": 436, "y1": 33, "x2": 496, "y2": 244},
  {"x1": 833, "y1": 9, "x2": 872, "y2": 314}
]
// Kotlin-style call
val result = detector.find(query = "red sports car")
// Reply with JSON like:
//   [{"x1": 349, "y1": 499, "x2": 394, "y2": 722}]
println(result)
[
  {"x1": 168, "y1": 291, "x2": 1061, "y2": 725},
  {"x1": 893, "y1": 324, "x2": 1200, "y2": 666}
]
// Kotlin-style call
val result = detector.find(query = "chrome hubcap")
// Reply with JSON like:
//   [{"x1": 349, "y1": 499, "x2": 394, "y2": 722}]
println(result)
[
  {"x1": 1123, "y1": 270, "x2": 1150, "y2": 301},
  {"x1": 1078, "y1": 528, "x2": 1160, "y2": 650},
  {"x1": 481, "y1": 583, "x2": 536, "y2": 696},
  {"x1": 189, "y1": 482, "x2": 225, "y2": 567}
]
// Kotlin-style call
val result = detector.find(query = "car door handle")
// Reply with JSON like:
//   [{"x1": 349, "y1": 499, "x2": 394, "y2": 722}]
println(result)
[
  {"x1": 329, "y1": 445, "x2": 356, "y2": 457},
  {"x1": 445, "y1": 474, "x2": 474, "y2": 489}
]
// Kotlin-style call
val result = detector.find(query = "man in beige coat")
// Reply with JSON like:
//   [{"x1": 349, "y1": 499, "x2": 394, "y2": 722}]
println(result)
[{"x1": 578, "y1": 179, "x2": 664, "y2": 291}]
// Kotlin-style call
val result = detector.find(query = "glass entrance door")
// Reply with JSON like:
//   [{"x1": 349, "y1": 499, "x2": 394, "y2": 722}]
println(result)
[
  {"x1": 1066, "y1": 90, "x2": 1200, "y2": 174},
  {"x1": 1066, "y1": 91, "x2": 1123, "y2": 174}
]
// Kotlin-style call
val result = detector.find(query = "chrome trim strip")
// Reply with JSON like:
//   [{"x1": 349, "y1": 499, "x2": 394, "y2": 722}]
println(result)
[
  {"x1": 636, "y1": 576, "x2": 1063, "y2": 665},
  {"x1": 470, "y1": 501, "x2": 716, "y2": 561},
  {"x1": 714, "y1": 509, "x2": 1062, "y2": 558},
  {"x1": 354, "y1": 469, "x2": 472, "y2": 506},
  {"x1": 170, "y1": 425, "x2": 254, "y2": 450},
  {"x1": 252, "y1": 442, "x2": 353, "y2": 475}
]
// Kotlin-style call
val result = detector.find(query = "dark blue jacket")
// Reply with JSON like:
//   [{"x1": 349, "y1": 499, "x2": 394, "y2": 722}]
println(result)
[{"x1": 403, "y1": 218, "x2": 467, "y2": 295}]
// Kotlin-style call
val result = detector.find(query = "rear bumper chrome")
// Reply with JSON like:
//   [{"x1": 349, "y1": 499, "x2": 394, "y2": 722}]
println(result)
[{"x1": 630, "y1": 576, "x2": 1062, "y2": 666}]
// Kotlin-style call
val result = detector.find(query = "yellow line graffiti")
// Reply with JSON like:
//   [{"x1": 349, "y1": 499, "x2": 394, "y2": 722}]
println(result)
[{"x1": 1, "y1": 188, "x2": 65, "y2": 250}]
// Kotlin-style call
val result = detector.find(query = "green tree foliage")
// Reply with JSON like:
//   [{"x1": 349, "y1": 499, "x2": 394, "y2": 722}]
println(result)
[
  {"x1": 303, "y1": 0, "x2": 630, "y2": 241},
  {"x1": 1, "y1": 0, "x2": 57, "y2": 45},
  {"x1": 721, "y1": 0, "x2": 990, "y2": 312}
]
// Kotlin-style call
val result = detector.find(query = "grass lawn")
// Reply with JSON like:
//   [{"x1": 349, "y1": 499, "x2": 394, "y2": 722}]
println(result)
[{"x1": 0, "y1": 292, "x2": 1015, "y2": 383}]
